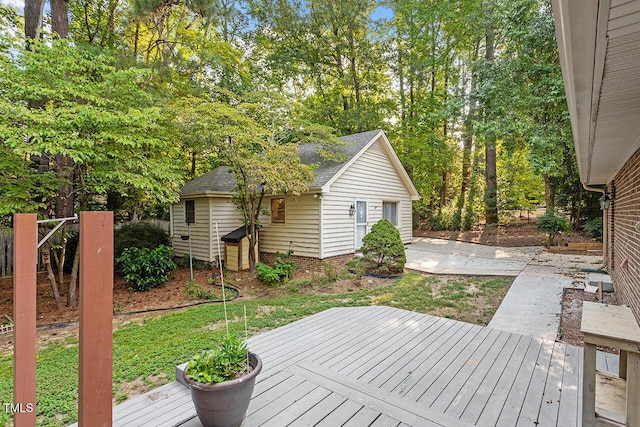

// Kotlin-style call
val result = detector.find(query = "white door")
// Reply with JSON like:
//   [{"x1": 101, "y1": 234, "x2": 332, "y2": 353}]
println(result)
[{"x1": 355, "y1": 200, "x2": 368, "y2": 249}]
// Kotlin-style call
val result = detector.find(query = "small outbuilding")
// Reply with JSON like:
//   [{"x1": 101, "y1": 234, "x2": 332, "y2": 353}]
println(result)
[
  {"x1": 221, "y1": 226, "x2": 259, "y2": 271},
  {"x1": 171, "y1": 129, "x2": 421, "y2": 269}
]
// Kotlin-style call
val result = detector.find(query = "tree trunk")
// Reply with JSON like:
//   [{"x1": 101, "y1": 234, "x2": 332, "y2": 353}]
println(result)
[
  {"x1": 484, "y1": 3, "x2": 498, "y2": 225},
  {"x1": 43, "y1": 245, "x2": 63, "y2": 309},
  {"x1": 51, "y1": 0, "x2": 69, "y2": 38},
  {"x1": 544, "y1": 175, "x2": 555, "y2": 214},
  {"x1": 68, "y1": 248, "x2": 80, "y2": 308},
  {"x1": 440, "y1": 172, "x2": 448, "y2": 207},
  {"x1": 24, "y1": 0, "x2": 46, "y2": 40}
]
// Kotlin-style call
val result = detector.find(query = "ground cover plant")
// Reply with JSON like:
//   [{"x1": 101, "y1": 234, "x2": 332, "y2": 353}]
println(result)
[{"x1": 0, "y1": 273, "x2": 511, "y2": 426}]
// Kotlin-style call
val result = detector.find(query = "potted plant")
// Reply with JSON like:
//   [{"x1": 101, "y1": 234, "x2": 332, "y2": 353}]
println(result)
[{"x1": 183, "y1": 334, "x2": 262, "y2": 427}]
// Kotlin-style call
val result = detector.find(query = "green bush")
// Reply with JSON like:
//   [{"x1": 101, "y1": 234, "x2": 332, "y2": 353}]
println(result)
[
  {"x1": 114, "y1": 222, "x2": 170, "y2": 259},
  {"x1": 584, "y1": 217, "x2": 603, "y2": 239},
  {"x1": 256, "y1": 251, "x2": 297, "y2": 286},
  {"x1": 116, "y1": 245, "x2": 177, "y2": 291},
  {"x1": 536, "y1": 213, "x2": 571, "y2": 245},
  {"x1": 362, "y1": 219, "x2": 406, "y2": 272},
  {"x1": 256, "y1": 263, "x2": 282, "y2": 286}
]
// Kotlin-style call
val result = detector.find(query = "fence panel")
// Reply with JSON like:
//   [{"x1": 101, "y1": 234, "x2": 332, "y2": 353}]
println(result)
[
  {"x1": 0, "y1": 230, "x2": 13, "y2": 278},
  {"x1": 1, "y1": 219, "x2": 169, "y2": 278}
]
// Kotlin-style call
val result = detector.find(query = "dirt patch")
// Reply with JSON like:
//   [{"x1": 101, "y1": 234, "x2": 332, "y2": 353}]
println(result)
[
  {"x1": 559, "y1": 288, "x2": 619, "y2": 352},
  {"x1": 416, "y1": 220, "x2": 594, "y2": 249}
]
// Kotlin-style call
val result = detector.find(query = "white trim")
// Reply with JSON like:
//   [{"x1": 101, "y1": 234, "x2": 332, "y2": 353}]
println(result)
[
  {"x1": 321, "y1": 131, "x2": 421, "y2": 200},
  {"x1": 318, "y1": 195, "x2": 324, "y2": 259}
]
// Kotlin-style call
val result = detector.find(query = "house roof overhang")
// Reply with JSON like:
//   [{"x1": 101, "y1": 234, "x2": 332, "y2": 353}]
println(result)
[{"x1": 552, "y1": 0, "x2": 640, "y2": 186}]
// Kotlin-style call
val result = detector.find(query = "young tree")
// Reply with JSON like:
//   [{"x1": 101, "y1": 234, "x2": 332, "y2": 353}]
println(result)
[
  {"x1": 173, "y1": 94, "x2": 341, "y2": 273},
  {"x1": 0, "y1": 38, "x2": 183, "y2": 305}
]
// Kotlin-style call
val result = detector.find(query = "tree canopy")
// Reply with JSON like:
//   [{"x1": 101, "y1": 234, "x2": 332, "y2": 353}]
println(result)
[{"x1": 0, "y1": 0, "x2": 593, "y2": 229}]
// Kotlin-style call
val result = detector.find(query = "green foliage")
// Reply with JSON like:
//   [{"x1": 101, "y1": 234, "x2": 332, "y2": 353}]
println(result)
[
  {"x1": 584, "y1": 217, "x2": 603, "y2": 239},
  {"x1": 361, "y1": 219, "x2": 406, "y2": 272},
  {"x1": 256, "y1": 251, "x2": 297, "y2": 286},
  {"x1": 116, "y1": 246, "x2": 176, "y2": 291},
  {"x1": 536, "y1": 213, "x2": 571, "y2": 245},
  {"x1": 320, "y1": 261, "x2": 339, "y2": 282},
  {"x1": 185, "y1": 334, "x2": 249, "y2": 383},
  {"x1": 0, "y1": 37, "x2": 183, "y2": 216},
  {"x1": 256, "y1": 263, "x2": 282, "y2": 286},
  {"x1": 114, "y1": 222, "x2": 170, "y2": 259}
]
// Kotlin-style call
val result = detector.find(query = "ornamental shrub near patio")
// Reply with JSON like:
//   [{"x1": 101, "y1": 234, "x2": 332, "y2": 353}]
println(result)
[{"x1": 362, "y1": 219, "x2": 406, "y2": 273}]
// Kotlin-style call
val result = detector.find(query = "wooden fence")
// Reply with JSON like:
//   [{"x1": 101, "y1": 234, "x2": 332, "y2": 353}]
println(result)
[
  {"x1": 0, "y1": 229, "x2": 13, "y2": 278},
  {"x1": 0, "y1": 220, "x2": 170, "y2": 278}
]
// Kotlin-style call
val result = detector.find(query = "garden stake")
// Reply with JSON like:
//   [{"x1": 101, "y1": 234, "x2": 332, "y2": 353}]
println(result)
[{"x1": 215, "y1": 223, "x2": 229, "y2": 336}]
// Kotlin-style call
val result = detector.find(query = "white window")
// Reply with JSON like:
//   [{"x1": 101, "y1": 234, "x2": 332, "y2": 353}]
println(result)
[{"x1": 382, "y1": 202, "x2": 398, "y2": 226}]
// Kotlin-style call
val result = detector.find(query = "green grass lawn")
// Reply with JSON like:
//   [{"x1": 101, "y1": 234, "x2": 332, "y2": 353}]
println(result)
[{"x1": 0, "y1": 273, "x2": 511, "y2": 426}]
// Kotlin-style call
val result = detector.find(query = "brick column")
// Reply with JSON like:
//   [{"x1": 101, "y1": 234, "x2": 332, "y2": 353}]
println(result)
[
  {"x1": 78, "y1": 212, "x2": 113, "y2": 426},
  {"x1": 13, "y1": 213, "x2": 37, "y2": 426}
]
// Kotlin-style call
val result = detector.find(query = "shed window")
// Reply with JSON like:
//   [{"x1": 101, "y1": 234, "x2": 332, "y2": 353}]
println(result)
[
  {"x1": 271, "y1": 198, "x2": 285, "y2": 223},
  {"x1": 185, "y1": 200, "x2": 196, "y2": 224},
  {"x1": 382, "y1": 202, "x2": 398, "y2": 226}
]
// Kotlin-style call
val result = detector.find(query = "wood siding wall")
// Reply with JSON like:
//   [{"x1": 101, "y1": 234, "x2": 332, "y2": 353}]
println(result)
[
  {"x1": 259, "y1": 194, "x2": 320, "y2": 258},
  {"x1": 609, "y1": 146, "x2": 640, "y2": 322},
  {"x1": 322, "y1": 139, "x2": 413, "y2": 258},
  {"x1": 172, "y1": 198, "x2": 212, "y2": 261}
]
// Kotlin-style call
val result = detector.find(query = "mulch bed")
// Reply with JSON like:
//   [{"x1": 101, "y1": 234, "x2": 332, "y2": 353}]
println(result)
[{"x1": 559, "y1": 288, "x2": 619, "y2": 353}]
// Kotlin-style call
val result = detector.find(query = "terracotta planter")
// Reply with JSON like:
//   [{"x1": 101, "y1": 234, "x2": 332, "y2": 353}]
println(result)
[{"x1": 183, "y1": 352, "x2": 262, "y2": 427}]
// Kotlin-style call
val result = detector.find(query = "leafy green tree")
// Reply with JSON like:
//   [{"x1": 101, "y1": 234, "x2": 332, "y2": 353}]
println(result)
[{"x1": 0, "y1": 38, "x2": 183, "y2": 212}]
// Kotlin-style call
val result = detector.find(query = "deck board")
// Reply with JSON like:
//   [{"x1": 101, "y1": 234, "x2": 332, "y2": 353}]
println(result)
[
  {"x1": 100, "y1": 306, "x2": 584, "y2": 427},
  {"x1": 455, "y1": 332, "x2": 524, "y2": 423},
  {"x1": 437, "y1": 329, "x2": 508, "y2": 413}
]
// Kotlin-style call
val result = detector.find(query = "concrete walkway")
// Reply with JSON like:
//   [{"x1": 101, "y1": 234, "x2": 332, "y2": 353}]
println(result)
[
  {"x1": 406, "y1": 238, "x2": 603, "y2": 341},
  {"x1": 405, "y1": 237, "x2": 541, "y2": 276},
  {"x1": 487, "y1": 251, "x2": 602, "y2": 341}
]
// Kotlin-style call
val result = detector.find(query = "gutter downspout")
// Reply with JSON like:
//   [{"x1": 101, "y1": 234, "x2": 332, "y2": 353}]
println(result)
[{"x1": 582, "y1": 183, "x2": 607, "y2": 268}]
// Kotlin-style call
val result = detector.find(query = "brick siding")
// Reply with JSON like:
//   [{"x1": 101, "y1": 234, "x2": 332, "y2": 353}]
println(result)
[
  {"x1": 608, "y1": 146, "x2": 640, "y2": 322},
  {"x1": 259, "y1": 252, "x2": 355, "y2": 272}
]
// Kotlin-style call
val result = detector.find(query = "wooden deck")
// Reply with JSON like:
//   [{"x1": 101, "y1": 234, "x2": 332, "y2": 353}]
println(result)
[{"x1": 104, "y1": 306, "x2": 589, "y2": 427}]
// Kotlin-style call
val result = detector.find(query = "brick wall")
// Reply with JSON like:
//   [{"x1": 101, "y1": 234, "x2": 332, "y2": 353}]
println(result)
[
  {"x1": 609, "y1": 146, "x2": 640, "y2": 322},
  {"x1": 259, "y1": 252, "x2": 354, "y2": 272}
]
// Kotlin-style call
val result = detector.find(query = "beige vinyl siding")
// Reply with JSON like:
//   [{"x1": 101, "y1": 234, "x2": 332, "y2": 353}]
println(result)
[
  {"x1": 172, "y1": 198, "x2": 211, "y2": 261},
  {"x1": 322, "y1": 139, "x2": 413, "y2": 258},
  {"x1": 208, "y1": 198, "x2": 243, "y2": 262},
  {"x1": 259, "y1": 194, "x2": 320, "y2": 258}
]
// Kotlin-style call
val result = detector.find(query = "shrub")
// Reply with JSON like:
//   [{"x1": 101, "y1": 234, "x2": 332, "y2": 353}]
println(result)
[
  {"x1": 536, "y1": 213, "x2": 571, "y2": 245},
  {"x1": 584, "y1": 217, "x2": 603, "y2": 239},
  {"x1": 114, "y1": 222, "x2": 170, "y2": 259},
  {"x1": 185, "y1": 334, "x2": 248, "y2": 383},
  {"x1": 362, "y1": 219, "x2": 406, "y2": 272},
  {"x1": 116, "y1": 245, "x2": 177, "y2": 291},
  {"x1": 256, "y1": 263, "x2": 282, "y2": 286},
  {"x1": 256, "y1": 251, "x2": 297, "y2": 286},
  {"x1": 320, "y1": 261, "x2": 339, "y2": 282}
]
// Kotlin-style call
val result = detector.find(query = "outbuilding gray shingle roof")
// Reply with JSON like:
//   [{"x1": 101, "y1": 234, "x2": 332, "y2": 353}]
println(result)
[{"x1": 179, "y1": 129, "x2": 382, "y2": 196}]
